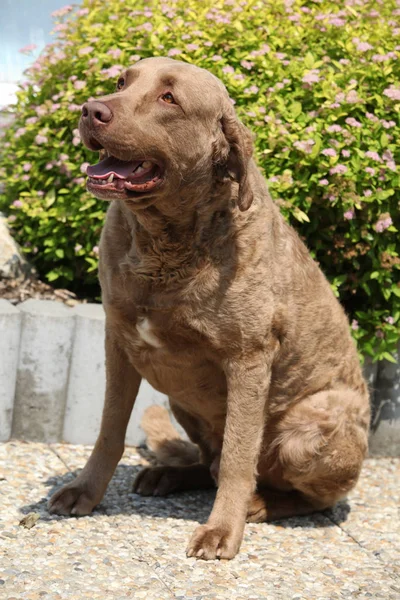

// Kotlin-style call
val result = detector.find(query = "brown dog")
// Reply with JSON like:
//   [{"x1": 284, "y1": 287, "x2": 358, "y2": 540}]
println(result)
[{"x1": 48, "y1": 57, "x2": 370, "y2": 560}]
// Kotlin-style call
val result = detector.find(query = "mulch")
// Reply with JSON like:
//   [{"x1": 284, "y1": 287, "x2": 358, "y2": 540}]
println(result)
[{"x1": 0, "y1": 276, "x2": 81, "y2": 306}]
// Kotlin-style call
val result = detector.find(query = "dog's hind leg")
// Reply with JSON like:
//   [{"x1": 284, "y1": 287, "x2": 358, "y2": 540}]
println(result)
[
  {"x1": 250, "y1": 388, "x2": 370, "y2": 522},
  {"x1": 134, "y1": 403, "x2": 216, "y2": 496},
  {"x1": 247, "y1": 488, "x2": 321, "y2": 522}
]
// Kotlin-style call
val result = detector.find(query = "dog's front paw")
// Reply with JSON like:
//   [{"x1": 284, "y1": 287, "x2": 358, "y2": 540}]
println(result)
[
  {"x1": 186, "y1": 523, "x2": 242, "y2": 560},
  {"x1": 48, "y1": 478, "x2": 100, "y2": 516}
]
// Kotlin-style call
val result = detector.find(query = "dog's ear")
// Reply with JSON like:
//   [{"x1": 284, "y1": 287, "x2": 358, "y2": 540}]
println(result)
[{"x1": 213, "y1": 104, "x2": 254, "y2": 211}]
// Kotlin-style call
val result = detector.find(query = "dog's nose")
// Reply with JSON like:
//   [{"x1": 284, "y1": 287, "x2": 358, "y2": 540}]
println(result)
[{"x1": 81, "y1": 101, "x2": 113, "y2": 127}]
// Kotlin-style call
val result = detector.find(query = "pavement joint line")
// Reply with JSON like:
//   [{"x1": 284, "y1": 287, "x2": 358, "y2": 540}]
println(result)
[
  {"x1": 324, "y1": 510, "x2": 394, "y2": 571},
  {"x1": 48, "y1": 443, "x2": 72, "y2": 472},
  {"x1": 126, "y1": 541, "x2": 176, "y2": 598}
]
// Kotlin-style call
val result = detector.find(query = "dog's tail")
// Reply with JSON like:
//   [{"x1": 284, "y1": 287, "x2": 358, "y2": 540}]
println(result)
[{"x1": 141, "y1": 405, "x2": 200, "y2": 466}]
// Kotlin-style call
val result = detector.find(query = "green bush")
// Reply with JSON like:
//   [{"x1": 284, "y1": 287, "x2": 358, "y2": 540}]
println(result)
[{"x1": 0, "y1": 0, "x2": 399, "y2": 361}]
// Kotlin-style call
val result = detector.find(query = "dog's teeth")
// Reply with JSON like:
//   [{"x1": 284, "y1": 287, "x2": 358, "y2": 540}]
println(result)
[
  {"x1": 107, "y1": 173, "x2": 114, "y2": 183},
  {"x1": 142, "y1": 160, "x2": 152, "y2": 169}
]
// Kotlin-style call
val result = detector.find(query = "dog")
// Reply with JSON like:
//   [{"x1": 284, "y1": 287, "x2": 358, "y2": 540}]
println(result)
[{"x1": 48, "y1": 57, "x2": 370, "y2": 560}]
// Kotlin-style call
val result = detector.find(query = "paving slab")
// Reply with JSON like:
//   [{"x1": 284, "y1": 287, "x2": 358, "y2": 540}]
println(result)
[{"x1": 0, "y1": 442, "x2": 399, "y2": 599}]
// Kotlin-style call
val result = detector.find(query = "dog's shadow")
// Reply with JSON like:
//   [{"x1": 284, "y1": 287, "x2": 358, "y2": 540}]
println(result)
[{"x1": 20, "y1": 447, "x2": 351, "y2": 529}]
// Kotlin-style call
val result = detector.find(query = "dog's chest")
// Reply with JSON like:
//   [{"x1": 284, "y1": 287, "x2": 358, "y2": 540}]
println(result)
[{"x1": 135, "y1": 316, "x2": 163, "y2": 348}]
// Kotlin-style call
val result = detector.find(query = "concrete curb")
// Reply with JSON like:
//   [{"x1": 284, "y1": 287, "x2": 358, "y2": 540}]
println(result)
[{"x1": 0, "y1": 299, "x2": 399, "y2": 454}]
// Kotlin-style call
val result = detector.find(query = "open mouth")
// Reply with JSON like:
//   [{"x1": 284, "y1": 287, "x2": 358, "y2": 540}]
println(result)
[{"x1": 86, "y1": 155, "x2": 164, "y2": 196}]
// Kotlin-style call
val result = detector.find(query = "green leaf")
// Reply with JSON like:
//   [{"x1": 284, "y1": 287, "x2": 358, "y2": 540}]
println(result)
[
  {"x1": 382, "y1": 352, "x2": 397, "y2": 363},
  {"x1": 46, "y1": 270, "x2": 60, "y2": 282},
  {"x1": 380, "y1": 132, "x2": 389, "y2": 148}
]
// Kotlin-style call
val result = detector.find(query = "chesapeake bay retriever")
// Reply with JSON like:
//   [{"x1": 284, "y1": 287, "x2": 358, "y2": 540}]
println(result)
[{"x1": 48, "y1": 57, "x2": 370, "y2": 560}]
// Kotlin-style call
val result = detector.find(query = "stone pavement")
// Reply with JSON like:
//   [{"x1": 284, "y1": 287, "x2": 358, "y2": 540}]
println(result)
[{"x1": 0, "y1": 442, "x2": 399, "y2": 600}]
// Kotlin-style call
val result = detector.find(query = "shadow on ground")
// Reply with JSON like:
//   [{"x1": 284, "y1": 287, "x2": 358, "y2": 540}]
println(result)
[{"x1": 20, "y1": 453, "x2": 352, "y2": 529}]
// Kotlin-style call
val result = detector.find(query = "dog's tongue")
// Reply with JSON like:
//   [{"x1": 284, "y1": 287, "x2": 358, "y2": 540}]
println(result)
[{"x1": 86, "y1": 156, "x2": 142, "y2": 179}]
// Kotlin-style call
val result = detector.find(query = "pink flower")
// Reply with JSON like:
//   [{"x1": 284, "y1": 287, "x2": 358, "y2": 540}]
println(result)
[
  {"x1": 330, "y1": 164, "x2": 348, "y2": 175},
  {"x1": 167, "y1": 48, "x2": 181, "y2": 57},
  {"x1": 357, "y1": 42, "x2": 373, "y2": 52},
  {"x1": 382, "y1": 149, "x2": 393, "y2": 162},
  {"x1": 93, "y1": 245, "x2": 99, "y2": 255},
  {"x1": 72, "y1": 137, "x2": 80, "y2": 146},
  {"x1": 381, "y1": 120, "x2": 396, "y2": 129},
  {"x1": 386, "y1": 161, "x2": 396, "y2": 172},
  {"x1": 15, "y1": 128, "x2": 27, "y2": 138},
  {"x1": 79, "y1": 46, "x2": 94, "y2": 56},
  {"x1": 53, "y1": 23, "x2": 68, "y2": 32},
  {"x1": 73, "y1": 178, "x2": 85, "y2": 185},
  {"x1": 76, "y1": 8, "x2": 89, "y2": 16},
  {"x1": 130, "y1": 54, "x2": 141, "y2": 62},
  {"x1": 345, "y1": 117, "x2": 362, "y2": 128},
  {"x1": 68, "y1": 104, "x2": 81, "y2": 111},
  {"x1": 18, "y1": 44, "x2": 37, "y2": 54},
  {"x1": 12, "y1": 200, "x2": 23, "y2": 208},
  {"x1": 186, "y1": 43, "x2": 199, "y2": 51},
  {"x1": 222, "y1": 65, "x2": 234, "y2": 74},
  {"x1": 351, "y1": 319, "x2": 359, "y2": 330},
  {"x1": 244, "y1": 85, "x2": 259, "y2": 94},
  {"x1": 80, "y1": 162, "x2": 90, "y2": 174},
  {"x1": 35, "y1": 134, "x2": 48, "y2": 144},
  {"x1": 365, "y1": 151, "x2": 381, "y2": 162},
  {"x1": 319, "y1": 179, "x2": 329, "y2": 185},
  {"x1": 341, "y1": 149, "x2": 350, "y2": 157},
  {"x1": 327, "y1": 124, "x2": 343, "y2": 133},
  {"x1": 302, "y1": 69, "x2": 320, "y2": 84},
  {"x1": 54, "y1": 51, "x2": 66, "y2": 61},
  {"x1": 212, "y1": 54, "x2": 223, "y2": 61},
  {"x1": 23, "y1": 163, "x2": 32, "y2": 172},
  {"x1": 363, "y1": 189, "x2": 372, "y2": 197},
  {"x1": 45, "y1": 162, "x2": 54, "y2": 170},
  {"x1": 322, "y1": 148, "x2": 337, "y2": 157},
  {"x1": 346, "y1": 90, "x2": 360, "y2": 104},
  {"x1": 344, "y1": 210, "x2": 354, "y2": 220},
  {"x1": 383, "y1": 87, "x2": 400, "y2": 100},
  {"x1": 74, "y1": 80, "x2": 86, "y2": 91},
  {"x1": 293, "y1": 139, "x2": 315, "y2": 154},
  {"x1": 75, "y1": 244, "x2": 83, "y2": 252},
  {"x1": 107, "y1": 48, "x2": 122, "y2": 59},
  {"x1": 35, "y1": 106, "x2": 47, "y2": 117},
  {"x1": 101, "y1": 65, "x2": 122, "y2": 79},
  {"x1": 88, "y1": 58, "x2": 99, "y2": 65},
  {"x1": 51, "y1": 5, "x2": 73, "y2": 18},
  {"x1": 385, "y1": 316, "x2": 395, "y2": 325},
  {"x1": 375, "y1": 215, "x2": 393, "y2": 232},
  {"x1": 376, "y1": 330, "x2": 384, "y2": 339},
  {"x1": 240, "y1": 60, "x2": 254, "y2": 70},
  {"x1": 365, "y1": 167, "x2": 375, "y2": 175}
]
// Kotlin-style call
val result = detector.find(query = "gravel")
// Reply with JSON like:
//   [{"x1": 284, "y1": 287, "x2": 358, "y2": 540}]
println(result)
[{"x1": 0, "y1": 441, "x2": 399, "y2": 599}]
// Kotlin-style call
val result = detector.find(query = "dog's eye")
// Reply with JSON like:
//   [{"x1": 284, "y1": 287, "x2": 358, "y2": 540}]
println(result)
[
  {"x1": 116, "y1": 78, "x2": 125, "y2": 91},
  {"x1": 161, "y1": 92, "x2": 176, "y2": 104}
]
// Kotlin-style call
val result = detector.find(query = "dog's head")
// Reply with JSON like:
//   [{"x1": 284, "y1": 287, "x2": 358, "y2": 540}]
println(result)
[{"x1": 79, "y1": 57, "x2": 254, "y2": 211}]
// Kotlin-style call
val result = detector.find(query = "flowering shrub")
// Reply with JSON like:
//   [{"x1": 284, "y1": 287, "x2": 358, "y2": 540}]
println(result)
[{"x1": 0, "y1": 0, "x2": 399, "y2": 360}]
